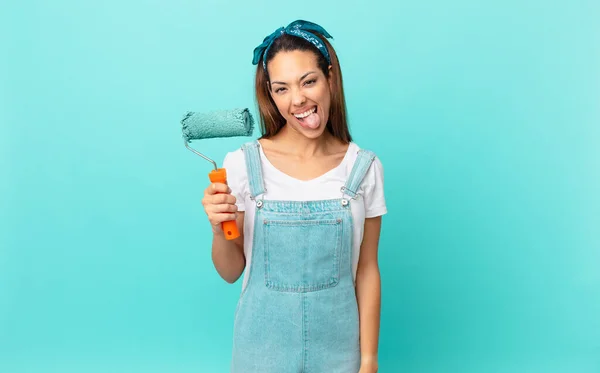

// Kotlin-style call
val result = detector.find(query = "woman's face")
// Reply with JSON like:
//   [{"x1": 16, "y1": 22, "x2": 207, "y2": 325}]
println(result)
[{"x1": 267, "y1": 50, "x2": 332, "y2": 139}]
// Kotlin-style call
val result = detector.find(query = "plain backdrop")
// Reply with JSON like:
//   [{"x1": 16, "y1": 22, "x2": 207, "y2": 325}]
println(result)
[{"x1": 1, "y1": 0, "x2": 599, "y2": 372}]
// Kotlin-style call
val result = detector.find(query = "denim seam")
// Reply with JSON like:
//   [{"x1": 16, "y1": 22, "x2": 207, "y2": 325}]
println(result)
[{"x1": 303, "y1": 293, "x2": 308, "y2": 373}]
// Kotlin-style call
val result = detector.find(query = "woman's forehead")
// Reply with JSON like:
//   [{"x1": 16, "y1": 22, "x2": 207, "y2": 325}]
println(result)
[{"x1": 268, "y1": 50, "x2": 320, "y2": 79}]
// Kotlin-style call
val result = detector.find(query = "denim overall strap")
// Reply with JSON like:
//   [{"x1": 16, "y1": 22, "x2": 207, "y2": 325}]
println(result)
[
  {"x1": 342, "y1": 148, "x2": 377, "y2": 199},
  {"x1": 240, "y1": 140, "x2": 266, "y2": 199}
]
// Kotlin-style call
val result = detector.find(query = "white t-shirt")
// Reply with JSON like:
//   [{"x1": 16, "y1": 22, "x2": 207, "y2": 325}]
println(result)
[{"x1": 222, "y1": 141, "x2": 387, "y2": 291}]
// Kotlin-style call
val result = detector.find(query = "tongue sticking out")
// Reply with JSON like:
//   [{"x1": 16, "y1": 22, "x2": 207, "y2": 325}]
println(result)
[{"x1": 299, "y1": 111, "x2": 320, "y2": 129}]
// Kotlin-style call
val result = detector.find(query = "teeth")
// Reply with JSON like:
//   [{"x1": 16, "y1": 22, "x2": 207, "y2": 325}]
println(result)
[{"x1": 293, "y1": 107, "x2": 316, "y2": 119}]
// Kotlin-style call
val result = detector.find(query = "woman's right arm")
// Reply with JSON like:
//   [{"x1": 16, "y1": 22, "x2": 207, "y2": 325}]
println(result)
[{"x1": 202, "y1": 182, "x2": 246, "y2": 284}]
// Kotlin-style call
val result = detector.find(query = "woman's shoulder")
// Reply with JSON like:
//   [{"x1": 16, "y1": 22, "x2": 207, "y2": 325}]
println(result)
[
  {"x1": 223, "y1": 147, "x2": 244, "y2": 168},
  {"x1": 344, "y1": 141, "x2": 384, "y2": 190},
  {"x1": 346, "y1": 142, "x2": 383, "y2": 168},
  {"x1": 222, "y1": 145, "x2": 251, "y2": 184},
  {"x1": 221, "y1": 146, "x2": 250, "y2": 202},
  {"x1": 347, "y1": 142, "x2": 387, "y2": 216},
  {"x1": 222, "y1": 139, "x2": 259, "y2": 167}
]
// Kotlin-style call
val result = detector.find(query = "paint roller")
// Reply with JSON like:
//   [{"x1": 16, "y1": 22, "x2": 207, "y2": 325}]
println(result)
[{"x1": 181, "y1": 108, "x2": 255, "y2": 240}]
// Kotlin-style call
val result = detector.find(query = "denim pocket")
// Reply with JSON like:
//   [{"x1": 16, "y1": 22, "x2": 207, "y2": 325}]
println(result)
[{"x1": 263, "y1": 218, "x2": 342, "y2": 292}]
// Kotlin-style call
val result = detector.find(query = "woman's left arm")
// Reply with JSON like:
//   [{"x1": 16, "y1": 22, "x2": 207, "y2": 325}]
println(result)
[{"x1": 356, "y1": 215, "x2": 383, "y2": 373}]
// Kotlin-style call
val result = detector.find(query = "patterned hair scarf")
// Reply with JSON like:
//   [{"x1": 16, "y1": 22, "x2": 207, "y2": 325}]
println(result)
[{"x1": 252, "y1": 20, "x2": 333, "y2": 70}]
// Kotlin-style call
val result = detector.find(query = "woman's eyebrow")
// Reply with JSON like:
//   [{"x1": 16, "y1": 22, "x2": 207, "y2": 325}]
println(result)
[{"x1": 271, "y1": 71, "x2": 317, "y2": 85}]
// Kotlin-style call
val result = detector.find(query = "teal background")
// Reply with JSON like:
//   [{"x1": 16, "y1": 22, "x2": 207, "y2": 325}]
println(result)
[{"x1": 2, "y1": 0, "x2": 599, "y2": 372}]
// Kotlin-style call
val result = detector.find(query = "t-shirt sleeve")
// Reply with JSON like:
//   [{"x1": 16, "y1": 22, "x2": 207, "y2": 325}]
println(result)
[
  {"x1": 222, "y1": 150, "x2": 247, "y2": 212},
  {"x1": 363, "y1": 156, "x2": 387, "y2": 218}
]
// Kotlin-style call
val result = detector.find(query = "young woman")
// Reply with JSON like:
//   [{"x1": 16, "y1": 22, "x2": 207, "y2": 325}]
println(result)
[{"x1": 201, "y1": 20, "x2": 387, "y2": 373}]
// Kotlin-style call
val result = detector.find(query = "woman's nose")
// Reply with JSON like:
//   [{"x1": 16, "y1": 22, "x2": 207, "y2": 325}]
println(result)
[{"x1": 291, "y1": 89, "x2": 307, "y2": 107}]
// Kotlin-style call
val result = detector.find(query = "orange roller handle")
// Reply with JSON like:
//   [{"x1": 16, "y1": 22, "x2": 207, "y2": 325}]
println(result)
[{"x1": 209, "y1": 168, "x2": 240, "y2": 240}]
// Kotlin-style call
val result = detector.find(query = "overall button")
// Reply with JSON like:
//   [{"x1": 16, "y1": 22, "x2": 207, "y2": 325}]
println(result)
[
  {"x1": 341, "y1": 199, "x2": 349, "y2": 206},
  {"x1": 256, "y1": 200, "x2": 263, "y2": 208}
]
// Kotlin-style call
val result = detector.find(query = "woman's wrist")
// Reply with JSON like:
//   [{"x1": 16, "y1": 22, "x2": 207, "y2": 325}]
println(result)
[{"x1": 360, "y1": 354, "x2": 378, "y2": 368}]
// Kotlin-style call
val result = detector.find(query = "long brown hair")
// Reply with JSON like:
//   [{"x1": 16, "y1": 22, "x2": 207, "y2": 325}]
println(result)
[{"x1": 254, "y1": 33, "x2": 352, "y2": 143}]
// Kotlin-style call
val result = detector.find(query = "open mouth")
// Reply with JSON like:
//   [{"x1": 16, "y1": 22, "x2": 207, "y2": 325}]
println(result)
[
  {"x1": 293, "y1": 106, "x2": 317, "y2": 120},
  {"x1": 292, "y1": 106, "x2": 320, "y2": 129}
]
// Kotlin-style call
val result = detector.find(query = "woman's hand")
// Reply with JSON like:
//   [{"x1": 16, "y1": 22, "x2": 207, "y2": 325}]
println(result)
[{"x1": 201, "y1": 182, "x2": 238, "y2": 237}]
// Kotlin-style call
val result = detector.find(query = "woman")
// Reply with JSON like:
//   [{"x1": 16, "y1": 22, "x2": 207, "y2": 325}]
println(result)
[{"x1": 201, "y1": 20, "x2": 387, "y2": 373}]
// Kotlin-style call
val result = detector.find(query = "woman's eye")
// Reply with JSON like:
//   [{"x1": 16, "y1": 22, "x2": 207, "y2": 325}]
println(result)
[
  {"x1": 275, "y1": 87, "x2": 286, "y2": 93},
  {"x1": 304, "y1": 79, "x2": 316, "y2": 86}
]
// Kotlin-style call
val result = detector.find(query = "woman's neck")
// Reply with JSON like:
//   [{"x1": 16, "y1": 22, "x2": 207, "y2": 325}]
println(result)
[{"x1": 270, "y1": 124, "x2": 335, "y2": 159}]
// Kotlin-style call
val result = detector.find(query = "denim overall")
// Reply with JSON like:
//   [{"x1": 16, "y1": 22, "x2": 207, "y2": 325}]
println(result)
[{"x1": 231, "y1": 140, "x2": 376, "y2": 373}]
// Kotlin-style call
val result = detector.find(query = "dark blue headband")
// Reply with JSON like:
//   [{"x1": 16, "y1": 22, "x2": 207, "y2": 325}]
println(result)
[{"x1": 252, "y1": 20, "x2": 333, "y2": 70}]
